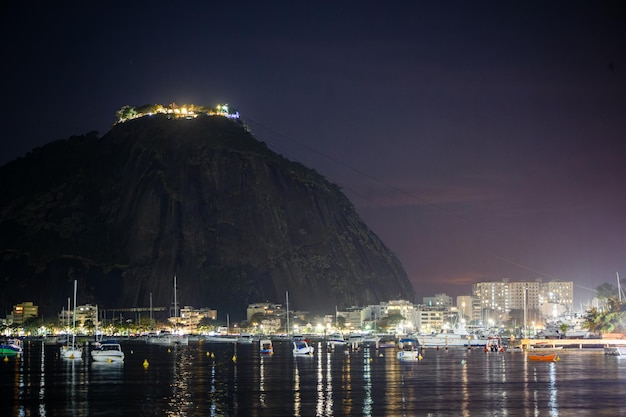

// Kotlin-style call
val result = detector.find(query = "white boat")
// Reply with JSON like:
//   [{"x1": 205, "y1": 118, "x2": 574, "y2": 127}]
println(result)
[
  {"x1": 604, "y1": 345, "x2": 626, "y2": 356},
  {"x1": 260, "y1": 339, "x2": 274, "y2": 355},
  {"x1": 61, "y1": 280, "x2": 83, "y2": 360},
  {"x1": 327, "y1": 333, "x2": 347, "y2": 349},
  {"x1": 237, "y1": 333, "x2": 254, "y2": 344},
  {"x1": 204, "y1": 335, "x2": 237, "y2": 343},
  {"x1": 91, "y1": 340, "x2": 125, "y2": 362},
  {"x1": 293, "y1": 340, "x2": 314, "y2": 356},
  {"x1": 146, "y1": 331, "x2": 189, "y2": 346},
  {"x1": 417, "y1": 319, "x2": 484, "y2": 348},
  {"x1": 397, "y1": 338, "x2": 422, "y2": 361}
]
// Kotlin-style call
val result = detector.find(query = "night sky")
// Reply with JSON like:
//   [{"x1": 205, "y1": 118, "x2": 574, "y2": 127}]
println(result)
[{"x1": 2, "y1": 2, "x2": 625, "y2": 307}]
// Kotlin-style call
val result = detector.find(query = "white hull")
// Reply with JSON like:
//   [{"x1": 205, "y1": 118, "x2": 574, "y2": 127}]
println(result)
[
  {"x1": 91, "y1": 351, "x2": 125, "y2": 362},
  {"x1": 397, "y1": 350, "x2": 421, "y2": 361},
  {"x1": 397, "y1": 338, "x2": 422, "y2": 361},
  {"x1": 91, "y1": 342, "x2": 125, "y2": 362},
  {"x1": 61, "y1": 345, "x2": 83, "y2": 360},
  {"x1": 146, "y1": 334, "x2": 189, "y2": 346},
  {"x1": 604, "y1": 346, "x2": 626, "y2": 356},
  {"x1": 237, "y1": 334, "x2": 255, "y2": 344},
  {"x1": 204, "y1": 336, "x2": 237, "y2": 343},
  {"x1": 417, "y1": 334, "x2": 484, "y2": 348},
  {"x1": 293, "y1": 341, "x2": 314, "y2": 356}
]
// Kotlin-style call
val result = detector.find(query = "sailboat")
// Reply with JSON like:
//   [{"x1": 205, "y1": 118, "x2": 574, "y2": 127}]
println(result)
[
  {"x1": 60, "y1": 280, "x2": 83, "y2": 360},
  {"x1": 146, "y1": 275, "x2": 189, "y2": 346}
]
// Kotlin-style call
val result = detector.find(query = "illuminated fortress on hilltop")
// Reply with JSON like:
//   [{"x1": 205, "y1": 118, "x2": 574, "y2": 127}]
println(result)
[{"x1": 115, "y1": 103, "x2": 240, "y2": 124}]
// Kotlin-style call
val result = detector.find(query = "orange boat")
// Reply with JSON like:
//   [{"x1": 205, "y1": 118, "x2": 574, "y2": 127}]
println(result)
[{"x1": 528, "y1": 353, "x2": 560, "y2": 362}]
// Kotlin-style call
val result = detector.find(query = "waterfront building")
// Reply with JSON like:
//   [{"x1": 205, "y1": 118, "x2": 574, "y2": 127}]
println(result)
[
  {"x1": 423, "y1": 293, "x2": 452, "y2": 308},
  {"x1": 246, "y1": 302, "x2": 282, "y2": 321},
  {"x1": 415, "y1": 306, "x2": 445, "y2": 333},
  {"x1": 473, "y1": 278, "x2": 574, "y2": 327},
  {"x1": 336, "y1": 306, "x2": 367, "y2": 331},
  {"x1": 177, "y1": 306, "x2": 217, "y2": 332},
  {"x1": 541, "y1": 280, "x2": 574, "y2": 311},
  {"x1": 9, "y1": 301, "x2": 39, "y2": 325}
]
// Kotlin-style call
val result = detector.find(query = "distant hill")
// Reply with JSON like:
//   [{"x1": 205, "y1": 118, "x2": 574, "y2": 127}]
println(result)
[{"x1": 0, "y1": 113, "x2": 415, "y2": 320}]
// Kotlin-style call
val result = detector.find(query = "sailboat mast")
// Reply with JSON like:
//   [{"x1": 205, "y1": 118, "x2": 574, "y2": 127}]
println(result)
[
  {"x1": 286, "y1": 291, "x2": 290, "y2": 336},
  {"x1": 72, "y1": 280, "x2": 77, "y2": 347},
  {"x1": 174, "y1": 275, "x2": 177, "y2": 319},
  {"x1": 618, "y1": 272, "x2": 622, "y2": 302}
]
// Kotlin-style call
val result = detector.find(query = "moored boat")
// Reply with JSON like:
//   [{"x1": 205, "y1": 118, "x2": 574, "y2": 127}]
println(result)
[
  {"x1": 528, "y1": 353, "x2": 560, "y2": 362},
  {"x1": 293, "y1": 339, "x2": 314, "y2": 356},
  {"x1": 91, "y1": 340, "x2": 125, "y2": 362},
  {"x1": 237, "y1": 333, "x2": 254, "y2": 344},
  {"x1": 327, "y1": 333, "x2": 346, "y2": 350},
  {"x1": 260, "y1": 339, "x2": 274, "y2": 354},
  {"x1": 0, "y1": 338, "x2": 23, "y2": 356},
  {"x1": 604, "y1": 345, "x2": 626, "y2": 356},
  {"x1": 146, "y1": 331, "x2": 189, "y2": 346},
  {"x1": 60, "y1": 280, "x2": 83, "y2": 360},
  {"x1": 397, "y1": 338, "x2": 422, "y2": 361}
]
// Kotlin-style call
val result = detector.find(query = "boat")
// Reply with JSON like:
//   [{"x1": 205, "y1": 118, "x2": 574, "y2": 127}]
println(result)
[
  {"x1": 204, "y1": 335, "x2": 238, "y2": 343},
  {"x1": 293, "y1": 339, "x2": 314, "y2": 356},
  {"x1": 237, "y1": 333, "x2": 255, "y2": 344},
  {"x1": 145, "y1": 275, "x2": 189, "y2": 346},
  {"x1": 397, "y1": 338, "x2": 422, "y2": 361},
  {"x1": 417, "y1": 326, "x2": 483, "y2": 348},
  {"x1": 484, "y1": 336, "x2": 505, "y2": 353},
  {"x1": 60, "y1": 280, "x2": 83, "y2": 360},
  {"x1": 604, "y1": 345, "x2": 626, "y2": 356},
  {"x1": 0, "y1": 338, "x2": 23, "y2": 356},
  {"x1": 145, "y1": 331, "x2": 189, "y2": 346},
  {"x1": 260, "y1": 339, "x2": 274, "y2": 355},
  {"x1": 327, "y1": 333, "x2": 347, "y2": 350},
  {"x1": 90, "y1": 340, "x2": 125, "y2": 362},
  {"x1": 416, "y1": 312, "x2": 485, "y2": 348},
  {"x1": 528, "y1": 353, "x2": 560, "y2": 362}
]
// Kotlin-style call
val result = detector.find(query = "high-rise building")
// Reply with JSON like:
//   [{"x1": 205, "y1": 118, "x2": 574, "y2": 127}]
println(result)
[
  {"x1": 10, "y1": 301, "x2": 39, "y2": 325},
  {"x1": 473, "y1": 278, "x2": 574, "y2": 326}
]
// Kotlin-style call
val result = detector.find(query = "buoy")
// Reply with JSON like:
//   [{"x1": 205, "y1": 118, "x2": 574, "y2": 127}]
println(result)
[
  {"x1": 167, "y1": 348, "x2": 171, "y2": 353},
  {"x1": 556, "y1": 356, "x2": 561, "y2": 361},
  {"x1": 3, "y1": 356, "x2": 8, "y2": 362},
  {"x1": 211, "y1": 353, "x2": 215, "y2": 358},
  {"x1": 461, "y1": 359, "x2": 466, "y2": 366},
  {"x1": 206, "y1": 351, "x2": 210, "y2": 356},
  {"x1": 143, "y1": 359, "x2": 149, "y2": 367},
  {"x1": 108, "y1": 358, "x2": 113, "y2": 363},
  {"x1": 232, "y1": 355, "x2": 237, "y2": 362},
  {"x1": 369, "y1": 357, "x2": 373, "y2": 362},
  {"x1": 418, "y1": 354, "x2": 423, "y2": 361},
  {"x1": 379, "y1": 353, "x2": 383, "y2": 357},
  {"x1": 131, "y1": 350, "x2": 134, "y2": 354}
]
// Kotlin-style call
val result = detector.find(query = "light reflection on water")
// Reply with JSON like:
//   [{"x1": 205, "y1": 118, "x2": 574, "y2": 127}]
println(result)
[{"x1": 1, "y1": 340, "x2": 626, "y2": 416}]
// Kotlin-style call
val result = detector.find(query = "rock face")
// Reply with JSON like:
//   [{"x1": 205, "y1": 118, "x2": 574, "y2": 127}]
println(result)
[{"x1": 0, "y1": 115, "x2": 415, "y2": 319}]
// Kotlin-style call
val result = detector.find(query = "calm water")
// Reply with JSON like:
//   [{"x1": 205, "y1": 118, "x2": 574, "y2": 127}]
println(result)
[{"x1": 1, "y1": 339, "x2": 625, "y2": 416}]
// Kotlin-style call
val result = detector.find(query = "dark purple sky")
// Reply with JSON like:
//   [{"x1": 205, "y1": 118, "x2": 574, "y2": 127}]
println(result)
[{"x1": 2, "y1": 2, "x2": 625, "y2": 307}]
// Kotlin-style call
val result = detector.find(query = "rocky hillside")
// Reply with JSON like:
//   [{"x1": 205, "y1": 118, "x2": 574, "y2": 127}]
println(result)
[{"x1": 0, "y1": 114, "x2": 415, "y2": 319}]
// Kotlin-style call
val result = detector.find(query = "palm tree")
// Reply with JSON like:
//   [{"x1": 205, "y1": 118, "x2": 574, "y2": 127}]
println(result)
[{"x1": 583, "y1": 297, "x2": 626, "y2": 335}]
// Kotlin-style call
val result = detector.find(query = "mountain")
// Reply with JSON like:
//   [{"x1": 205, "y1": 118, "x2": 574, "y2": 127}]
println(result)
[{"x1": 0, "y1": 113, "x2": 415, "y2": 320}]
